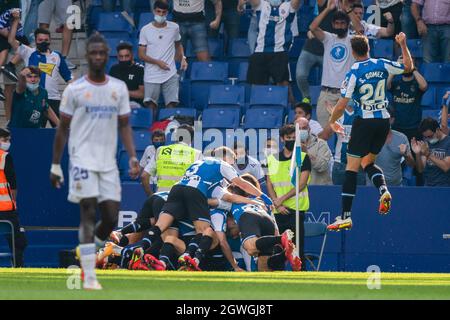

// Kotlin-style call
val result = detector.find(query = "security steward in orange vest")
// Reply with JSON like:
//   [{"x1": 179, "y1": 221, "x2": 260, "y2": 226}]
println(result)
[{"x1": 0, "y1": 128, "x2": 27, "y2": 267}]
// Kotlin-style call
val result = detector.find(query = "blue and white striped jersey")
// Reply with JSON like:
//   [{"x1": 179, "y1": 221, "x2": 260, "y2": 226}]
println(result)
[
  {"x1": 341, "y1": 58, "x2": 405, "y2": 119},
  {"x1": 154, "y1": 191, "x2": 169, "y2": 201},
  {"x1": 254, "y1": 1, "x2": 297, "y2": 53},
  {"x1": 177, "y1": 158, "x2": 239, "y2": 198}
]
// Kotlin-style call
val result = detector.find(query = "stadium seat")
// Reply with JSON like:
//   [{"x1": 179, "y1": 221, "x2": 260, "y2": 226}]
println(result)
[
  {"x1": 371, "y1": 39, "x2": 394, "y2": 59},
  {"x1": 96, "y1": 12, "x2": 134, "y2": 34},
  {"x1": 304, "y1": 222, "x2": 328, "y2": 271},
  {"x1": 436, "y1": 86, "x2": 450, "y2": 106},
  {"x1": 208, "y1": 85, "x2": 245, "y2": 108},
  {"x1": 158, "y1": 108, "x2": 197, "y2": 120},
  {"x1": 237, "y1": 61, "x2": 249, "y2": 83},
  {"x1": 239, "y1": 10, "x2": 252, "y2": 38},
  {"x1": 190, "y1": 62, "x2": 229, "y2": 110},
  {"x1": 208, "y1": 38, "x2": 225, "y2": 59},
  {"x1": 130, "y1": 108, "x2": 153, "y2": 129},
  {"x1": 202, "y1": 108, "x2": 241, "y2": 129},
  {"x1": 420, "y1": 63, "x2": 450, "y2": 83},
  {"x1": 422, "y1": 109, "x2": 440, "y2": 120},
  {"x1": 228, "y1": 38, "x2": 251, "y2": 59},
  {"x1": 407, "y1": 39, "x2": 423, "y2": 58},
  {"x1": 132, "y1": 130, "x2": 151, "y2": 152},
  {"x1": 138, "y1": 12, "x2": 155, "y2": 30},
  {"x1": 421, "y1": 86, "x2": 436, "y2": 109},
  {"x1": 249, "y1": 85, "x2": 289, "y2": 109},
  {"x1": 0, "y1": 220, "x2": 14, "y2": 267},
  {"x1": 243, "y1": 108, "x2": 284, "y2": 129}
]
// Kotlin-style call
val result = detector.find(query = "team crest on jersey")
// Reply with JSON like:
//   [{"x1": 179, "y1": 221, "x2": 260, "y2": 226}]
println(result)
[
  {"x1": 75, "y1": 182, "x2": 82, "y2": 191},
  {"x1": 84, "y1": 92, "x2": 92, "y2": 99},
  {"x1": 330, "y1": 44, "x2": 348, "y2": 63},
  {"x1": 111, "y1": 91, "x2": 118, "y2": 101}
]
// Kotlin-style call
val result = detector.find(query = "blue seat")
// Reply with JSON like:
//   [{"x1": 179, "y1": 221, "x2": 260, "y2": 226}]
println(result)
[
  {"x1": 249, "y1": 85, "x2": 289, "y2": 109},
  {"x1": 237, "y1": 61, "x2": 248, "y2": 83},
  {"x1": 422, "y1": 109, "x2": 440, "y2": 120},
  {"x1": 132, "y1": 130, "x2": 151, "y2": 152},
  {"x1": 228, "y1": 38, "x2": 251, "y2": 59},
  {"x1": 106, "y1": 37, "x2": 136, "y2": 57},
  {"x1": 0, "y1": 220, "x2": 14, "y2": 267},
  {"x1": 158, "y1": 108, "x2": 197, "y2": 120},
  {"x1": 287, "y1": 109, "x2": 296, "y2": 123},
  {"x1": 190, "y1": 62, "x2": 229, "y2": 110},
  {"x1": 371, "y1": 39, "x2": 394, "y2": 59},
  {"x1": 188, "y1": 39, "x2": 224, "y2": 59},
  {"x1": 421, "y1": 86, "x2": 436, "y2": 109},
  {"x1": 179, "y1": 79, "x2": 191, "y2": 108},
  {"x1": 407, "y1": 39, "x2": 423, "y2": 58},
  {"x1": 244, "y1": 108, "x2": 284, "y2": 129},
  {"x1": 138, "y1": 12, "x2": 154, "y2": 30},
  {"x1": 130, "y1": 108, "x2": 153, "y2": 129},
  {"x1": 202, "y1": 108, "x2": 241, "y2": 129},
  {"x1": 420, "y1": 63, "x2": 450, "y2": 83},
  {"x1": 96, "y1": 12, "x2": 134, "y2": 34},
  {"x1": 208, "y1": 85, "x2": 245, "y2": 108}
]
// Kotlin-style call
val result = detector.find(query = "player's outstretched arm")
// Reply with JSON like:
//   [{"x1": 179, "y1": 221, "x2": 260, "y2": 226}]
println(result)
[
  {"x1": 395, "y1": 32, "x2": 413, "y2": 73},
  {"x1": 50, "y1": 115, "x2": 71, "y2": 188},
  {"x1": 119, "y1": 116, "x2": 139, "y2": 179}
]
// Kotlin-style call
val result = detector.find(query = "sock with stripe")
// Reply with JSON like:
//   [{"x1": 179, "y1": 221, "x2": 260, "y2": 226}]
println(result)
[
  {"x1": 341, "y1": 170, "x2": 357, "y2": 219},
  {"x1": 194, "y1": 235, "x2": 213, "y2": 263},
  {"x1": 364, "y1": 163, "x2": 388, "y2": 195}
]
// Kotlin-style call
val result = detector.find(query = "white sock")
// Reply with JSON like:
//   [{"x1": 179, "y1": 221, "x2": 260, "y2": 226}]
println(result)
[{"x1": 79, "y1": 243, "x2": 97, "y2": 283}]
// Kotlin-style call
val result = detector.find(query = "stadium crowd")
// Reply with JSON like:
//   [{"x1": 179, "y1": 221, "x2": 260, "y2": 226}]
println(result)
[{"x1": 0, "y1": 0, "x2": 449, "y2": 271}]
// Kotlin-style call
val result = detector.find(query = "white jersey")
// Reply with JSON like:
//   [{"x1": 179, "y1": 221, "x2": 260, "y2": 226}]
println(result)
[
  {"x1": 349, "y1": 21, "x2": 381, "y2": 39},
  {"x1": 60, "y1": 76, "x2": 131, "y2": 172},
  {"x1": 321, "y1": 31, "x2": 355, "y2": 89},
  {"x1": 139, "y1": 21, "x2": 181, "y2": 84},
  {"x1": 234, "y1": 155, "x2": 265, "y2": 182},
  {"x1": 173, "y1": 0, "x2": 205, "y2": 13}
]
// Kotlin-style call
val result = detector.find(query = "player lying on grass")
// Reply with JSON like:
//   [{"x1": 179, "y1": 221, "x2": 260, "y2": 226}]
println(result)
[
  {"x1": 97, "y1": 177, "x2": 263, "y2": 270},
  {"x1": 217, "y1": 174, "x2": 302, "y2": 272}
]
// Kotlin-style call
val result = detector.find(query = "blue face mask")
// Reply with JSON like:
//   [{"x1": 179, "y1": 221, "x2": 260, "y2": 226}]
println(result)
[
  {"x1": 154, "y1": 14, "x2": 167, "y2": 24},
  {"x1": 153, "y1": 141, "x2": 165, "y2": 149}
]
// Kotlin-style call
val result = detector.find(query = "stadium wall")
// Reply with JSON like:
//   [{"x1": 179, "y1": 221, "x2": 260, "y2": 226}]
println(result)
[{"x1": 3, "y1": 129, "x2": 450, "y2": 272}]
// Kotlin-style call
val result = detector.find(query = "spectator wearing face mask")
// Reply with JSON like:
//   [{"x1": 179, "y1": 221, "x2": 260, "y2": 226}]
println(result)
[
  {"x1": 8, "y1": 15, "x2": 73, "y2": 124},
  {"x1": 266, "y1": 124, "x2": 311, "y2": 268},
  {"x1": 260, "y1": 138, "x2": 279, "y2": 172},
  {"x1": 140, "y1": 130, "x2": 166, "y2": 196},
  {"x1": 0, "y1": 128, "x2": 27, "y2": 267},
  {"x1": 9, "y1": 66, "x2": 59, "y2": 128},
  {"x1": 411, "y1": 118, "x2": 450, "y2": 187},
  {"x1": 310, "y1": 0, "x2": 361, "y2": 129},
  {"x1": 296, "y1": 117, "x2": 333, "y2": 185},
  {"x1": 233, "y1": 141, "x2": 265, "y2": 189},
  {"x1": 109, "y1": 42, "x2": 145, "y2": 108}
]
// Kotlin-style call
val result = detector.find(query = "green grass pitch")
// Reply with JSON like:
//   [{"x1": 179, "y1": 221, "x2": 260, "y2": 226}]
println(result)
[{"x1": 1, "y1": 268, "x2": 450, "y2": 300}]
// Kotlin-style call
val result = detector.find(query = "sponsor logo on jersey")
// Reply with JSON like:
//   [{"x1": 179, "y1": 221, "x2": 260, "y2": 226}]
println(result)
[{"x1": 38, "y1": 62, "x2": 56, "y2": 76}]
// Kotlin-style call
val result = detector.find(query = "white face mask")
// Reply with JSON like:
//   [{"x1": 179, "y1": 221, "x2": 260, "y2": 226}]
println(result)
[
  {"x1": 299, "y1": 130, "x2": 309, "y2": 142},
  {"x1": 269, "y1": 0, "x2": 282, "y2": 6},
  {"x1": 26, "y1": 83, "x2": 40, "y2": 92},
  {"x1": 154, "y1": 14, "x2": 167, "y2": 24},
  {"x1": 0, "y1": 142, "x2": 10, "y2": 151},
  {"x1": 264, "y1": 147, "x2": 278, "y2": 157}
]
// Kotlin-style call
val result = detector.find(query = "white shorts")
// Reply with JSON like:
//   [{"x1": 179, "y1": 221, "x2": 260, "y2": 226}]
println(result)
[{"x1": 68, "y1": 166, "x2": 121, "y2": 204}]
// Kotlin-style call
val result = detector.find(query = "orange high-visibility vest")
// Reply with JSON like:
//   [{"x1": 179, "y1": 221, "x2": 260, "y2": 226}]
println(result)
[{"x1": 0, "y1": 149, "x2": 15, "y2": 211}]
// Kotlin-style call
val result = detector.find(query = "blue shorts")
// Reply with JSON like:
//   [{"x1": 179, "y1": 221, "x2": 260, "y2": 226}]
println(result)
[{"x1": 179, "y1": 22, "x2": 208, "y2": 53}]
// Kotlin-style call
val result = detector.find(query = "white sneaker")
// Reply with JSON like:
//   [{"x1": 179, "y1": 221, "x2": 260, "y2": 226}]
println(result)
[
  {"x1": 327, "y1": 216, "x2": 353, "y2": 231},
  {"x1": 83, "y1": 279, "x2": 102, "y2": 290}
]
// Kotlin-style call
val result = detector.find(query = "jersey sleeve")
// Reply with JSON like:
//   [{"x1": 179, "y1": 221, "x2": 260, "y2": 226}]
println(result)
[
  {"x1": 175, "y1": 23, "x2": 181, "y2": 42},
  {"x1": 118, "y1": 82, "x2": 131, "y2": 116},
  {"x1": 382, "y1": 59, "x2": 406, "y2": 75},
  {"x1": 58, "y1": 53, "x2": 73, "y2": 82},
  {"x1": 138, "y1": 26, "x2": 148, "y2": 47},
  {"x1": 321, "y1": 31, "x2": 333, "y2": 44},
  {"x1": 211, "y1": 211, "x2": 226, "y2": 232},
  {"x1": 143, "y1": 157, "x2": 157, "y2": 176},
  {"x1": 59, "y1": 85, "x2": 76, "y2": 116},
  {"x1": 220, "y1": 162, "x2": 239, "y2": 181},
  {"x1": 341, "y1": 71, "x2": 357, "y2": 98},
  {"x1": 211, "y1": 185, "x2": 226, "y2": 200},
  {"x1": 301, "y1": 154, "x2": 312, "y2": 172}
]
